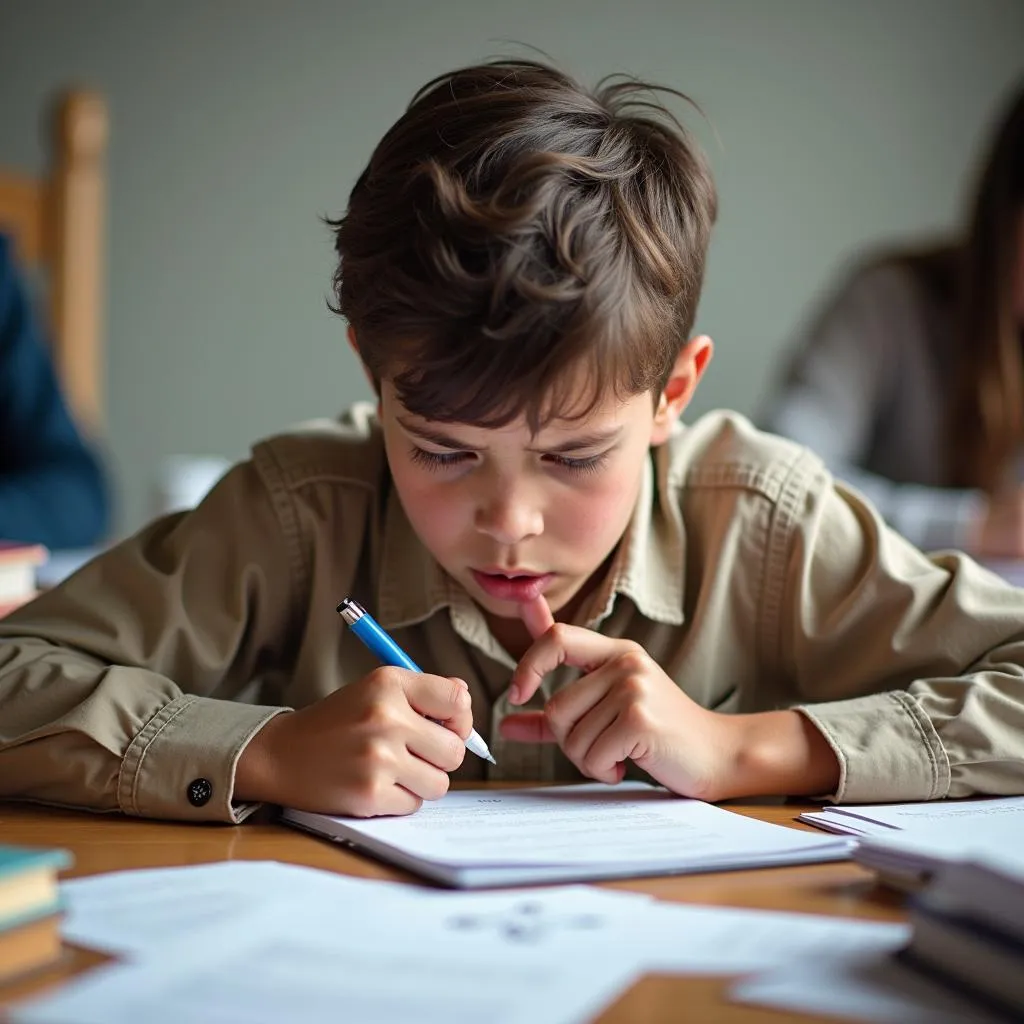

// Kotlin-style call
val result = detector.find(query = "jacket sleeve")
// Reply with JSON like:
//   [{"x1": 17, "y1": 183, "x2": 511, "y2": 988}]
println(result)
[
  {"x1": 776, "y1": 460, "x2": 1024, "y2": 803},
  {"x1": 0, "y1": 457, "x2": 298, "y2": 822},
  {"x1": 0, "y1": 236, "x2": 110, "y2": 548},
  {"x1": 761, "y1": 264, "x2": 983, "y2": 552}
]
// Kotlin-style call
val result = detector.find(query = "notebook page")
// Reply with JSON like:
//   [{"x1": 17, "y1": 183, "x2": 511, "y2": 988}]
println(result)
[{"x1": 305, "y1": 782, "x2": 847, "y2": 867}]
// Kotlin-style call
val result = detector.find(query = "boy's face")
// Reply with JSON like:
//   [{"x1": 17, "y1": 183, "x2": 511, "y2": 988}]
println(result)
[{"x1": 375, "y1": 338, "x2": 711, "y2": 632}]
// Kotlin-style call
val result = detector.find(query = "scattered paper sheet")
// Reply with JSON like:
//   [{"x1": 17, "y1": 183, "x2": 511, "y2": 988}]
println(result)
[
  {"x1": 61, "y1": 860, "x2": 908, "y2": 976},
  {"x1": 16, "y1": 920, "x2": 639, "y2": 1024},
  {"x1": 26, "y1": 877, "x2": 644, "y2": 1024},
  {"x1": 34, "y1": 860, "x2": 927, "y2": 1024},
  {"x1": 731, "y1": 949, "x2": 1006, "y2": 1024},
  {"x1": 61, "y1": 860, "x2": 411, "y2": 957},
  {"x1": 633, "y1": 903, "x2": 909, "y2": 976}
]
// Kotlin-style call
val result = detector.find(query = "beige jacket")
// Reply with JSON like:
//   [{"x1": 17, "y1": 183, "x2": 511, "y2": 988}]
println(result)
[{"x1": 2, "y1": 405, "x2": 1024, "y2": 823}]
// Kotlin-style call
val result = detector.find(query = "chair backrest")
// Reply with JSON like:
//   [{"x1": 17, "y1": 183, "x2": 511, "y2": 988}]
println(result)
[{"x1": 0, "y1": 90, "x2": 108, "y2": 432}]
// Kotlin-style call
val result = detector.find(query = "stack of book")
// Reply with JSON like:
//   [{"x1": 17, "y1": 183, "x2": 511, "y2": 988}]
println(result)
[
  {"x1": 901, "y1": 853, "x2": 1024, "y2": 1019},
  {"x1": 0, "y1": 541, "x2": 48, "y2": 617},
  {"x1": 0, "y1": 845, "x2": 71, "y2": 984}
]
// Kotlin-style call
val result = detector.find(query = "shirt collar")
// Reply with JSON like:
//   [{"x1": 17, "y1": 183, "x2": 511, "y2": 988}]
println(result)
[
  {"x1": 376, "y1": 483, "x2": 451, "y2": 631},
  {"x1": 583, "y1": 447, "x2": 686, "y2": 628}
]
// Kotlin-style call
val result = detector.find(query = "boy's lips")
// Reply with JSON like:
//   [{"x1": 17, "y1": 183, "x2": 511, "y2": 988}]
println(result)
[{"x1": 471, "y1": 569, "x2": 554, "y2": 603}]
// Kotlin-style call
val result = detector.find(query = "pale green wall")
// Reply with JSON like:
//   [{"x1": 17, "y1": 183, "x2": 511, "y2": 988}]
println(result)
[{"x1": 1, "y1": 0, "x2": 1022, "y2": 533}]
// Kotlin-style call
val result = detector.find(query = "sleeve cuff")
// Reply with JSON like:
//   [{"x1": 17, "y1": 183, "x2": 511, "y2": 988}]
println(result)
[
  {"x1": 795, "y1": 691, "x2": 951, "y2": 803},
  {"x1": 117, "y1": 695, "x2": 290, "y2": 822}
]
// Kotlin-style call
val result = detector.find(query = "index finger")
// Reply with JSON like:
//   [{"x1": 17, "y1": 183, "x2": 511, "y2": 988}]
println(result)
[
  {"x1": 508, "y1": 625, "x2": 631, "y2": 706},
  {"x1": 520, "y1": 595, "x2": 555, "y2": 640},
  {"x1": 403, "y1": 673, "x2": 473, "y2": 730}
]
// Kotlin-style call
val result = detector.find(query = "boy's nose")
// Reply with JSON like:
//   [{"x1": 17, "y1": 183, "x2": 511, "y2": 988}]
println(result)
[{"x1": 474, "y1": 490, "x2": 543, "y2": 545}]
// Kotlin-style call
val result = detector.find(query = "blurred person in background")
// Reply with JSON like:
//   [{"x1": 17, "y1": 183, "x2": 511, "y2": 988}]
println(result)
[
  {"x1": 762, "y1": 80, "x2": 1024, "y2": 557},
  {"x1": 0, "y1": 233, "x2": 109, "y2": 548}
]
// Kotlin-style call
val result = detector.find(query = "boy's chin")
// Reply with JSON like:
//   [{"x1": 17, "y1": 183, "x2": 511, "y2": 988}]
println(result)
[{"x1": 472, "y1": 592, "x2": 537, "y2": 619}]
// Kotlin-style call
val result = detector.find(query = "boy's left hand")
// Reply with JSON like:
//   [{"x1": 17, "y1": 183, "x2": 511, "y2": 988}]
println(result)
[{"x1": 499, "y1": 596, "x2": 737, "y2": 800}]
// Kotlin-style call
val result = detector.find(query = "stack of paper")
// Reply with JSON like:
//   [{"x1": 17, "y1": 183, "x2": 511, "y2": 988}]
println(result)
[
  {"x1": 799, "y1": 795, "x2": 1024, "y2": 838},
  {"x1": 735, "y1": 852, "x2": 1024, "y2": 1024},
  {"x1": 799, "y1": 796, "x2": 1024, "y2": 889},
  {"x1": 284, "y1": 782, "x2": 854, "y2": 887},
  {"x1": 734, "y1": 800, "x2": 1024, "y2": 1023},
  {"x1": 854, "y1": 830, "x2": 1024, "y2": 891},
  {"x1": 731, "y1": 946, "x2": 1006, "y2": 1023},
  {"x1": 902, "y1": 852, "x2": 1024, "y2": 1018}
]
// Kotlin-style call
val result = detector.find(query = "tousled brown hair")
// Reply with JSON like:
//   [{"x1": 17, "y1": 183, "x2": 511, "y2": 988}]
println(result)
[{"x1": 329, "y1": 59, "x2": 716, "y2": 429}]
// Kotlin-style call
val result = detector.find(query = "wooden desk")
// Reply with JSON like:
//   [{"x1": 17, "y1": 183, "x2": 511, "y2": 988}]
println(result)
[{"x1": 0, "y1": 800, "x2": 905, "y2": 1022}]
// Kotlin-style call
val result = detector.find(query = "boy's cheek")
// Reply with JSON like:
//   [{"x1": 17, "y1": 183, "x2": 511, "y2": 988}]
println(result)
[
  {"x1": 557, "y1": 481, "x2": 639, "y2": 543},
  {"x1": 401, "y1": 494, "x2": 473, "y2": 567}
]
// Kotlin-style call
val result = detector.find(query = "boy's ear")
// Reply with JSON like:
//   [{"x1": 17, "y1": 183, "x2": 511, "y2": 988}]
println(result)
[
  {"x1": 649, "y1": 335, "x2": 713, "y2": 445},
  {"x1": 347, "y1": 325, "x2": 380, "y2": 398}
]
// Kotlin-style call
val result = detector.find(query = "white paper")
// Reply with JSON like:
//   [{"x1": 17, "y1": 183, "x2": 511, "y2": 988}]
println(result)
[
  {"x1": 60, "y1": 858, "x2": 650, "y2": 956},
  {"x1": 24, "y1": 880, "x2": 643, "y2": 1024},
  {"x1": 14, "y1": 931, "x2": 636, "y2": 1024},
  {"x1": 299, "y1": 782, "x2": 848, "y2": 867},
  {"x1": 855, "y1": 826, "x2": 1024, "y2": 877},
  {"x1": 297, "y1": 880, "x2": 904, "y2": 979},
  {"x1": 38, "y1": 859, "x2": 933, "y2": 1024},
  {"x1": 635, "y1": 904, "x2": 910, "y2": 976},
  {"x1": 732, "y1": 950, "x2": 1006, "y2": 1023},
  {"x1": 61, "y1": 860, "x2": 411, "y2": 957},
  {"x1": 63, "y1": 860, "x2": 907, "y2": 977},
  {"x1": 802, "y1": 795, "x2": 1024, "y2": 837}
]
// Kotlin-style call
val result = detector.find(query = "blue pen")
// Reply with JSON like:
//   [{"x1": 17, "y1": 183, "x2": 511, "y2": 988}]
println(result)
[{"x1": 337, "y1": 597, "x2": 496, "y2": 764}]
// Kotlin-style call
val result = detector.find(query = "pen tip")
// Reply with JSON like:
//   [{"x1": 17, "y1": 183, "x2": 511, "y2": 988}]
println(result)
[{"x1": 486, "y1": 754, "x2": 497, "y2": 764}]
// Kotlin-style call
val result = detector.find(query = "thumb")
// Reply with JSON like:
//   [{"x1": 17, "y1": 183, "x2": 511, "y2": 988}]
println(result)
[{"x1": 499, "y1": 711, "x2": 557, "y2": 743}]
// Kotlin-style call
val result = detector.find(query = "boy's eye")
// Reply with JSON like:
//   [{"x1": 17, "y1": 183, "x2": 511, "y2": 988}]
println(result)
[
  {"x1": 409, "y1": 446, "x2": 609, "y2": 475},
  {"x1": 410, "y1": 447, "x2": 472, "y2": 470},
  {"x1": 544, "y1": 452, "x2": 609, "y2": 476}
]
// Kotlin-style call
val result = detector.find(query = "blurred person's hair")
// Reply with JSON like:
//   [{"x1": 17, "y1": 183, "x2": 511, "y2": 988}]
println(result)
[
  {"x1": 882, "y1": 80, "x2": 1024, "y2": 492},
  {"x1": 329, "y1": 58, "x2": 717, "y2": 430},
  {"x1": 947, "y1": 78, "x2": 1024, "y2": 491}
]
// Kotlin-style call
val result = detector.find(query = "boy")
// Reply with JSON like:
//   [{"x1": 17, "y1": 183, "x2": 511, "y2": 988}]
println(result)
[{"x1": 1, "y1": 59, "x2": 1023, "y2": 823}]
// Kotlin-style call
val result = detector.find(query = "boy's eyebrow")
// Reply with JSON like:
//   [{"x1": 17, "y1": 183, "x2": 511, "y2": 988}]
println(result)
[
  {"x1": 397, "y1": 418, "x2": 484, "y2": 451},
  {"x1": 397, "y1": 417, "x2": 623, "y2": 453},
  {"x1": 527, "y1": 428, "x2": 624, "y2": 454}
]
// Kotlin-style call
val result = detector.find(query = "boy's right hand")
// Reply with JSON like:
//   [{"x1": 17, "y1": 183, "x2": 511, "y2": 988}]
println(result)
[{"x1": 234, "y1": 669, "x2": 472, "y2": 817}]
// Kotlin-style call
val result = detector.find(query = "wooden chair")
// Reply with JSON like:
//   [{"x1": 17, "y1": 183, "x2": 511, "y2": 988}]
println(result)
[{"x1": 0, "y1": 90, "x2": 108, "y2": 433}]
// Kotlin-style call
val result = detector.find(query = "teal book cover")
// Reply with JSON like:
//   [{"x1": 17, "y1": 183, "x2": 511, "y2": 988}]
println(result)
[
  {"x1": 0, "y1": 845, "x2": 72, "y2": 880},
  {"x1": 0, "y1": 844, "x2": 72, "y2": 931}
]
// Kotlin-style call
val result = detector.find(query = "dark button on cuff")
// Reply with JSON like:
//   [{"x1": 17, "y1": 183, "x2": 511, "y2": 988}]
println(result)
[{"x1": 187, "y1": 778, "x2": 213, "y2": 807}]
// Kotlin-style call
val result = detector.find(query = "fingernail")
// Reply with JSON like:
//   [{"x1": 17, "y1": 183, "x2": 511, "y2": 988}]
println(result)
[{"x1": 508, "y1": 684, "x2": 521, "y2": 705}]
